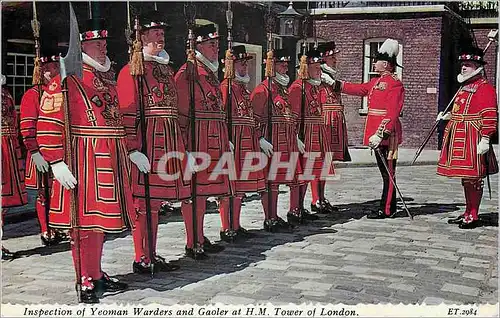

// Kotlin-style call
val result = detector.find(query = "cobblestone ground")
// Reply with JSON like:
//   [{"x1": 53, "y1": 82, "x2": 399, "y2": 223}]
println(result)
[{"x1": 1, "y1": 165, "x2": 498, "y2": 305}]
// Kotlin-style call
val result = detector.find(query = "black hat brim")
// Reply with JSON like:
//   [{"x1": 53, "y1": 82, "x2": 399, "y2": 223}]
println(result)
[{"x1": 366, "y1": 55, "x2": 403, "y2": 68}]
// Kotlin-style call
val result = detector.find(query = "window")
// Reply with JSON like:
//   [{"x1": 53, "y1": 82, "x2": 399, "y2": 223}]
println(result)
[
  {"x1": 233, "y1": 42, "x2": 262, "y2": 91},
  {"x1": 271, "y1": 33, "x2": 283, "y2": 50},
  {"x1": 361, "y1": 38, "x2": 403, "y2": 114},
  {"x1": 5, "y1": 52, "x2": 35, "y2": 106}
]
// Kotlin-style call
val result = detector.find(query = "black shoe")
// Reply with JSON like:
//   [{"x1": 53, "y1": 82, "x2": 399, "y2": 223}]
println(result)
[
  {"x1": 287, "y1": 209, "x2": 304, "y2": 226},
  {"x1": 310, "y1": 201, "x2": 322, "y2": 213},
  {"x1": 202, "y1": 237, "x2": 225, "y2": 253},
  {"x1": 40, "y1": 231, "x2": 64, "y2": 246},
  {"x1": 79, "y1": 288, "x2": 99, "y2": 303},
  {"x1": 153, "y1": 254, "x2": 180, "y2": 272},
  {"x1": 448, "y1": 214, "x2": 464, "y2": 224},
  {"x1": 459, "y1": 220, "x2": 481, "y2": 229},
  {"x1": 220, "y1": 229, "x2": 238, "y2": 243},
  {"x1": 367, "y1": 210, "x2": 387, "y2": 219},
  {"x1": 263, "y1": 219, "x2": 277, "y2": 232},
  {"x1": 132, "y1": 259, "x2": 154, "y2": 275},
  {"x1": 95, "y1": 273, "x2": 128, "y2": 292},
  {"x1": 301, "y1": 208, "x2": 319, "y2": 221},
  {"x1": 185, "y1": 245, "x2": 209, "y2": 260},
  {"x1": 322, "y1": 200, "x2": 339, "y2": 213},
  {"x1": 158, "y1": 202, "x2": 179, "y2": 217},
  {"x1": 1, "y1": 247, "x2": 17, "y2": 260},
  {"x1": 236, "y1": 227, "x2": 255, "y2": 238}
]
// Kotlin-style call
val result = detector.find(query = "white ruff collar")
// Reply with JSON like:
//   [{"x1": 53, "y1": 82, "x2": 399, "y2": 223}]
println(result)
[
  {"x1": 308, "y1": 78, "x2": 321, "y2": 86},
  {"x1": 235, "y1": 72, "x2": 250, "y2": 84},
  {"x1": 275, "y1": 72, "x2": 290, "y2": 86},
  {"x1": 83, "y1": 53, "x2": 111, "y2": 72},
  {"x1": 196, "y1": 50, "x2": 219, "y2": 73},
  {"x1": 321, "y1": 72, "x2": 335, "y2": 85},
  {"x1": 457, "y1": 67, "x2": 484, "y2": 84},
  {"x1": 1, "y1": 74, "x2": 6, "y2": 86},
  {"x1": 321, "y1": 63, "x2": 340, "y2": 80},
  {"x1": 143, "y1": 49, "x2": 170, "y2": 65}
]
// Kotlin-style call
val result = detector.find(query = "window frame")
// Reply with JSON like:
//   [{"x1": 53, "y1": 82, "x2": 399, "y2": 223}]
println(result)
[
  {"x1": 5, "y1": 52, "x2": 35, "y2": 107},
  {"x1": 233, "y1": 42, "x2": 262, "y2": 91},
  {"x1": 360, "y1": 38, "x2": 403, "y2": 115}
]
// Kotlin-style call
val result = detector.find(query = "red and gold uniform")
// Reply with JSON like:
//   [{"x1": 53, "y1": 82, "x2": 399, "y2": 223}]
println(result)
[
  {"x1": 2, "y1": 85, "x2": 28, "y2": 209},
  {"x1": 289, "y1": 71, "x2": 335, "y2": 216},
  {"x1": 218, "y1": 47, "x2": 266, "y2": 236},
  {"x1": 340, "y1": 71, "x2": 404, "y2": 216},
  {"x1": 20, "y1": 85, "x2": 56, "y2": 237},
  {"x1": 38, "y1": 64, "x2": 135, "y2": 232},
  {"x1": 37, "y1": 49, "x2": 134, "y2": 298},
  {"x1": 175, "y1": 42, "x2": 232, "y2": 251},
  {"x1": 437, "y1": 64, "x2": 498, "y2": 227},
  {"x1": 118, "y1": 46, "x2": 190, "y2": 266},
  {"x1": 251, "y1": 53, "x2": 303, "y2": 226},
  {"x1": 320, "y1": 75, "x2": 350, "y2": 161}
]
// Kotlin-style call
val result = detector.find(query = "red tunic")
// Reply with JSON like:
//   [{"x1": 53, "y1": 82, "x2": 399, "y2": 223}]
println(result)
[
  {"x1": 319, "y1": 80, "x2": 351, "y2": 161},
  {"x1": 174, "y1": 60, "x2": 233, "y2": 197},
  {"x1": 1, "y1": 86, "x2": 28, "y2": 208},
  {"x1": 37, "y1": 64, "x2": 135, "y2": 233},
  {"x1": 342, "y1": 72, "x2": 404, "y2": 158},
  {"x1": 220, "y1": 78, "x2": 266, "y2": 195},
  {"x1": 20, "y1": 86, "x2": 50, "y2": 189},
  {"x1": 117, "y1": 61, "x2": 191, "y2": 211},
  {"x1": 437, "y1": 76, "x2": 498, "y2": 178},
  {"x1": 288, "y1": 79, "x2": 334, "y2": 177},
  {"x1": 251, "y1": 79, "x2": 303, "y2": 185}
]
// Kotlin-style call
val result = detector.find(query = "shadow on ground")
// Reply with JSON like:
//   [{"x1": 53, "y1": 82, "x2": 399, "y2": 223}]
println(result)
[{"x1": 2, "y1": 193, "x2": 495, "y2": 302}]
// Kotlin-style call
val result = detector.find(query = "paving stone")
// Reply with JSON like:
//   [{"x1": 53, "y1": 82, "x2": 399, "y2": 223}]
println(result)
[
  {"x1": 292, "y1": 281, "x2": 333, "y2": 291},
  {"x1": 462, "y1": 272, "x2": 485, "y2": 281},
  {"x1": 415, "y1": 258, "x2": 439, "y2": 266},
  {"x1": 388, "y1": 283, "x2": 416, "y2": 292},
  {"x1": 285, "y1": 271, "x2": 325, "y2": 280},
  {"x1": 1, "y1": 165, "x2": 496, "y2": 306},
  {"x1": 429, "y1": 266, "x2": 462, "y2": 274},
  {"x1": 441, "y1": 283, "x2": 480, "y2": 296}
]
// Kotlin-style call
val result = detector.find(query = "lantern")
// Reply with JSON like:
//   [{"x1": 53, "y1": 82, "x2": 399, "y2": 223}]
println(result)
[{"x1": 277, "y1": 1, "x2": 302, "y2": 38}]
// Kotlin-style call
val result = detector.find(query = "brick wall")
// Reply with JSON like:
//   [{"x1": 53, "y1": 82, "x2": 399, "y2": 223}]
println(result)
[
  {"x1": 315, "y1": 17, "x2": 444, "y2": 148},
  {"x1": 473, "y1": 28, "x2": 498, "y2": 86}
]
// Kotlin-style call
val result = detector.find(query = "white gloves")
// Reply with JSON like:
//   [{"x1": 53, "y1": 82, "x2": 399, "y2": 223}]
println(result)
[
  {"x1": 129, "y1": 151, "x2": 151, "y2": 173},
  {"x1": 436, "y1": 111, "x2": 451, "y2": 122},
  {"x1": 477, "y1": 137, "x2": 490, "y2": 155},
  {"x1": 187, "y1": 152, "x2": 199, "y2": 173},
  {"x1": 229, "y1": 141, "x2": 234, "y2": 153},
  {"x1": 259, "y1": 137, "x2": 274, "y2": 157},
  {"x1": 297, "y1": 135, "x2": 306, "y2": 154},
  {"x1": 368, "y1": 134, "x2": 383, "y2": 149},
  {"x1": 51, "y1": 162, "x2": 77, "y2": 190},
  {"x1": 31, "y1": 151, "x2": 49, "y2": 173}
]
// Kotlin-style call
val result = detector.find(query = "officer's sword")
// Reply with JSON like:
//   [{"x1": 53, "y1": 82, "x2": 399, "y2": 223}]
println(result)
[{"x1": 374, "y1": 148, "x2": 413, "y2": 220}]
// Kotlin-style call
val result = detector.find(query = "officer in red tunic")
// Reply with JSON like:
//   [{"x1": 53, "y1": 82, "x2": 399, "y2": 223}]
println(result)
[
  {"x1": 437, "y1": 45, "x2": 498, "y2": 229},
  {"x1": 20, "y1": 37, "x2": 66, "y2": 246},
  {"x1": 1, "y1": 74, "x2": 28, "y2": 260},
  {"x1": 37, "y1": 18, "x2": 130, "y2": 303},
  {"x1": 174, "y1": 24, "x2": 229, "y2": 259},
  {"x1": 312, "y1": 41, "x2": 350, "y2": 214},
  {"x1": 334, "y1": 39, "x2": 404, "y2": 219},
  {"x1": 251, "y1": 49, "x2": 302, "y2": 230},
  {"x1": 219, "y1": 45, "x2": 266, "y2": 242},
  {"x1": 290, "y1": 49, "x2": 333, "y2": 223},
  {"x1": 117, "y1": 10, "x2": 186, "y2": 273}
]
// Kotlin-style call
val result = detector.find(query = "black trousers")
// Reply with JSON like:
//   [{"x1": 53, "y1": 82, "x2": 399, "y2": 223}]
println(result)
[{"x1": 374, "y1": 146, "x2": 397, "y2": 215}]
